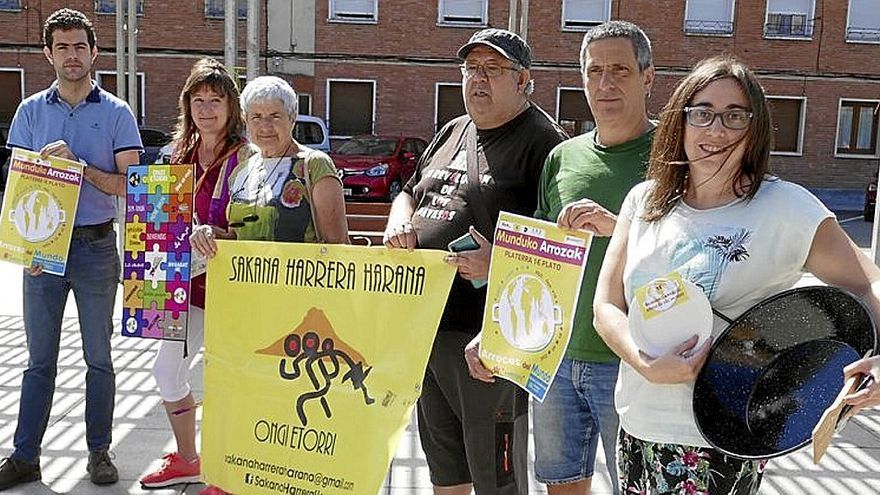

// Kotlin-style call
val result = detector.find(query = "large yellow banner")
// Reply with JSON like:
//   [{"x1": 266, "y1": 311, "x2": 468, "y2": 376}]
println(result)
[
  {"x1": 0, "y1": 148, "x2": 83, "y2": 275},
  {"x1": 203, "y1": 240, "x2": 455, "y2": 494}
]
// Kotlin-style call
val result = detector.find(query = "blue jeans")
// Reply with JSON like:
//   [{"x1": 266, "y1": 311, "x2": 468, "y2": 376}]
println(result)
[
  {"x1": 533, "y1": 357, "x2": 620, "y2": 492},
  {"x1": 13, "y1": 232, "x2": 120, "y2": 463}
]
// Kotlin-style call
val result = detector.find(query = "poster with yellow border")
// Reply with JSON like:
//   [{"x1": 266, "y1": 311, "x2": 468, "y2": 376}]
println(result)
[
  {"x1": 479, "y1": 212, "x2": 592, "y2": 402},
  {"x1": 203, "y1": 240, "x2": 455, "y2": 494},
  {"x1": 0, "y1": 148, "x2": 83, "y2": 275}
]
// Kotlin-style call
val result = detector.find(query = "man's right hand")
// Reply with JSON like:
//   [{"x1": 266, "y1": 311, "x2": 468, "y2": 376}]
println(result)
[
  {"x1": 383, "y1": 220, "x2": 417, "y2": 251},
  {"x1": 464, "y1": 333, "x2": 495, "y2": 383},
  {"x1": 24, "y1": 265, "x2": 43, "y2": 277}
]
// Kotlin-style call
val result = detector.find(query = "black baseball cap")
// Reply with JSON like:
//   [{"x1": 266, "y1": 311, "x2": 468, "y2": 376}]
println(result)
[{"x1": 457, "y1": 28, "x2": 532, "y2": 69}]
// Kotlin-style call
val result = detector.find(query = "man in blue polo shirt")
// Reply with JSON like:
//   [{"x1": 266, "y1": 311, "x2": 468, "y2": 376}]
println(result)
[{"x1": 0, "y1": 9, "x2": 142, "y2": 491}]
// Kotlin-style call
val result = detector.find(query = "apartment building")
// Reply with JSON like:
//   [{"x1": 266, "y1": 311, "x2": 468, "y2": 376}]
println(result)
[
  {"x1": 268, "y1": 0, "x2": 880, "y2": 190},
  {"x1": 0, "y1": 0, "x2": 261, "y2": 132}
]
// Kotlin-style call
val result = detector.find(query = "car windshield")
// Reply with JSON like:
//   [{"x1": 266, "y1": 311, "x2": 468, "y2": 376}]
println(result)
[
  {"x1": 335, "y1": 138, "x2": 397, "y2": 156},
  {"x1": 294, "y1": 121, "x2": 324, "y2": 145}
]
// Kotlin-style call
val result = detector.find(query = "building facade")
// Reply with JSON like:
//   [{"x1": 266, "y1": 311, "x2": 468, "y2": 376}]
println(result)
[
  {"x1": 0, "y1": 0, "x2": 262, "y2": 134},
  {"x1": 268, "y1": 0, "x2": 880, "y2": 190},
  {"x1": 1, "y1": 1, "x2": 877, "y2": 190}
]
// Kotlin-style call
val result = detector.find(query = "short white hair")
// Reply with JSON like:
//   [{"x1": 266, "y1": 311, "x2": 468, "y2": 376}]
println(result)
[{"x1": 240, "y1": 76, "x2": 298, "y2": 119}]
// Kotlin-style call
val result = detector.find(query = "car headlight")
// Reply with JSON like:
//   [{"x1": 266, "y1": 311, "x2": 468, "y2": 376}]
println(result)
[
  {"x1": 365, "y1": 163, "x2": 389, "y2": 177},
  {"x1": 868, "y1": 183, "x2": 877, "y2": 193}
]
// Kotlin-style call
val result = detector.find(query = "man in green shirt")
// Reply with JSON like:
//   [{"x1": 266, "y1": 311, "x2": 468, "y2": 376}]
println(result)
[{"x1": 533, "y1": 21, "x2": 654, "y2": 495}]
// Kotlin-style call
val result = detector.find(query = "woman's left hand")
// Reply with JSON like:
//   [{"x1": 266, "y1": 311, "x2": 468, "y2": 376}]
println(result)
[
  {"x1": 444, "y1": 226, "x2": 491, "y2": 280},
  {"x1": 638, "y1": 335, "x2": 712, "y2": 384},
  {"x1": 843, "y1": 356, "x2": 880, "y2": 414}
]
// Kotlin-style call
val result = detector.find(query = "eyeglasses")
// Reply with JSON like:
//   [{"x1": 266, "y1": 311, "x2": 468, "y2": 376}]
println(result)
[
  {"x1": 683, "y1": 107, "x2": 753, "y2": 130},
  {"x1": 459, "y1": 63, "x2": 520, "y2": 79}
]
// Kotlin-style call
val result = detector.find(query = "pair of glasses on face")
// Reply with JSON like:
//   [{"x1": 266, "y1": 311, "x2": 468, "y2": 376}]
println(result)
[
  {"x1": 683, "y1": 107, "x2": 753, "y2": 130},
  {"x1": 459, "y1": 63, "x2": 520, "y2": 79}
]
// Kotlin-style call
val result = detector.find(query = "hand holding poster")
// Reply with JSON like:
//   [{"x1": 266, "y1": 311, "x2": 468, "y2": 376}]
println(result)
[
  {"x1": 0, "y1": 148, "x2": 83, "y2": 275},
  {"x1": 479, "y1": 212, "x2": 592, "y2": 401},
  {"x1": 202, "y1": 241, "x2": 456, "y2": 494}
]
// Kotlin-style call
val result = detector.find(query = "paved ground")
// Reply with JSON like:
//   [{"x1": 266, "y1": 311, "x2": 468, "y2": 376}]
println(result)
[{"x1": 0, "y1": 210, "x2": 879, "y2": 494}]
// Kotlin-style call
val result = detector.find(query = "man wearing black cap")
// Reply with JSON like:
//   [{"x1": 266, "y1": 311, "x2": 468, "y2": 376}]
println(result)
[{"x1": 384, "y1": 28, "x2": 566, "y2": 494}]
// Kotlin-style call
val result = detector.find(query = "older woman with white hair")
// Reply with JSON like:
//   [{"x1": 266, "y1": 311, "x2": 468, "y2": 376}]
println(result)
[
  {"x1": 190, "y1": 76, "x2": 348, "y2": 495},
  {"x1": 192, "y1": 76, "x2": 348, "y2": 255}
]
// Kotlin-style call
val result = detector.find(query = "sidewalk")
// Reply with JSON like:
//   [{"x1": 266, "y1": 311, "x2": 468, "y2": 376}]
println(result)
[{"x1": 1, "y1": 261, "x2": 880, "y2": 494}]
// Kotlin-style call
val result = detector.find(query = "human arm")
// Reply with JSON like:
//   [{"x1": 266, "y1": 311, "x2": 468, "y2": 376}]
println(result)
[
  {"x1": 804, "y1": 218, "x2": 880, "y2": 413},
  {"x1": 39, "y1": 140, "x2": 138, "y2": 197},
  {"x1": 593, "y1": 214, "x2": 711, "y2": 384},
  {"x1": 311, "y1": 175, "x2": 349, "y2": 244},
  {"x1": 383, "y1": 191, "x2": 417, "y2": 250}
]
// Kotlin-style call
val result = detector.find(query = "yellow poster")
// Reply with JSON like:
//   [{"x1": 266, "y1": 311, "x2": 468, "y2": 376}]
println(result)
[
  {"x1": 0, "y1": 148, "x2": 83, "y2": 275},
  {"x1": 203, "y1": 240, "x2": 455, "y2": 494},
  {"x1": 479, "y1": 212, "x2": 592, "y2": 402}
]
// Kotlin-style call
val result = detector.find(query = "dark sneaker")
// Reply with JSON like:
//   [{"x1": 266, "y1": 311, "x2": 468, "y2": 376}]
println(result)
[
  {"x1": 87, "y1": 451, "x2": 118, "y2": 485},
  {"x1": 0, "y1": 456, "x2": 41, "y2": 490}
]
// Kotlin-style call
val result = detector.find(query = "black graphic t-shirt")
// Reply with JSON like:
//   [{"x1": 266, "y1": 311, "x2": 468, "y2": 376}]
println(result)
[{"x1": 404, "y1": 104, "x2": 567, "y2": 333}]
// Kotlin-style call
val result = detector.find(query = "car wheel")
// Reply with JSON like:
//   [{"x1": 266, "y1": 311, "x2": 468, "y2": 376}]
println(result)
[{"x1": 387, "y1": 179, "x2": 402, "y2": 203}]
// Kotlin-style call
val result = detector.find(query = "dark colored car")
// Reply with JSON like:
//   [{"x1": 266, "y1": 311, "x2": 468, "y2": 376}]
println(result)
[
  {"x1": 866, "y1": 180, "x2": 876, "y2": 222},
  {"x1": 331, "y1": 136, "x2": 428, "y2": 202},
  {"x1": 139, "y1": 127, "x2": 172, "y2": 165}
]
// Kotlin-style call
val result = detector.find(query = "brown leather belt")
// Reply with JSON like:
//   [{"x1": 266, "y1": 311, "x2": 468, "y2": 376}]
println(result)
[{"x1": 72, "y1": 220, "x2": 114, "y2": 240}]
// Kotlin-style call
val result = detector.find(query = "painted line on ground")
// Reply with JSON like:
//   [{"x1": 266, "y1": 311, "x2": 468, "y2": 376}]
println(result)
[{"x1": 840, "y1": 215, "x2": 864, "y2": 224}]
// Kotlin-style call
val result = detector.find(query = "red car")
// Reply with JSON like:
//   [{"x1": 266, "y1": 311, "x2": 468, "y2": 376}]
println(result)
[{"x1": 331, "y1": 136, "x2": 428, "y2": 202}]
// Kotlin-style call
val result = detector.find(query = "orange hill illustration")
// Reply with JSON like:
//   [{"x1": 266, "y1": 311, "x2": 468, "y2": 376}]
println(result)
[{"x1": 255, "y1": 307, "x2": 368, "y2": 365}]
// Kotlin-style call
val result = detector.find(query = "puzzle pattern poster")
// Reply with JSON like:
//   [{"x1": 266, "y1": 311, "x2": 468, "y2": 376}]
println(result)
[{"x1": 122, "y1": 164, "x2": 194, "y2": 341}]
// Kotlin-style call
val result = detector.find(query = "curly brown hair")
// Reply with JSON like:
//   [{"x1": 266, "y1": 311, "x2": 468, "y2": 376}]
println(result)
[
  {"x1": 43, "y1": 8, "x2": 96, "y2": 49},
  {"x1": 642, "y1": 55, "x2": 772, "y2": 222},
  {"x1": 171, "y1": 58, "x2": 246, "y2": 165}
]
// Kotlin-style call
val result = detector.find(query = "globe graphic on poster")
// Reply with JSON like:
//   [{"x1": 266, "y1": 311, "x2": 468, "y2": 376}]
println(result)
[
  {"x1": 492, "y1": 274, "x2": 562, "y2": 352},
  {"x1": 12, "y1": 190, "x2": 65, "y2": 243}
]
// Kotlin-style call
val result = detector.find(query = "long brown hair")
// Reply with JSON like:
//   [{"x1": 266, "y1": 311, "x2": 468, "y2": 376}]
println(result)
[
  {"x1": 171, "y1": 58, "x2": 245, "y2": 165},
  {"x1": 643, "y1": 55, "x2": 772, "y2": 221}
]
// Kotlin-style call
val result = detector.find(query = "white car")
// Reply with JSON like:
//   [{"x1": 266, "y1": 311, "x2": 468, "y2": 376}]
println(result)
[{"x1": 155, "y1": 115, "x2": 330, "y2": 163}]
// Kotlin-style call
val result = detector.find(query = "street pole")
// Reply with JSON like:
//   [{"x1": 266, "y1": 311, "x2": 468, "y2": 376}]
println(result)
[
  {"x1": 225, "y1": 0, "x2": 236, "y2": 71},
  {"x1": 127, "y1": 0, "x2": 138, "y2": 124},
  {"x1": 508, "y1": 0, "x2": 517, "y2": 33},
  {"x1": 519, "y1": 0, "x2": 529, "y2": 40},
  {"x1": 246, "y1": 0, "x2": 259, "y2": 81},
  {"x1": 115, "y1": 1, "x2": 125, "y2": 99}
]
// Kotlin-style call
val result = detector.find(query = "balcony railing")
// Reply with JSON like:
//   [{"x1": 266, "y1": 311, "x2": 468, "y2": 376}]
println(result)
[
  {"x1": 847, "y1": 26, "x2": 880, "y2": 43},
  {"x1": 95, "y1": 0, "x2": 144, "y2": 15},
  {"x1": 685, "y1": 19, "x2": 734, "y2": 35},
  {"x1": 764, "y1": 16, "x2": 815, "y2": 38},
  {"x1": 204, "y1": 0, "x2": 247, "y2": 19},
  {"x1": 0, "y1": 0, "x2": 21, "y2": 11}
]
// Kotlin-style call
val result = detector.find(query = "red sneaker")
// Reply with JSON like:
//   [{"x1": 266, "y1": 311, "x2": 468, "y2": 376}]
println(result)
[
  {"x1": 199, "y1": 485, "x2": 231, "y2": 495},
  {"x1": 140, "y1": 452, "x2": 200, "y2": 488}
]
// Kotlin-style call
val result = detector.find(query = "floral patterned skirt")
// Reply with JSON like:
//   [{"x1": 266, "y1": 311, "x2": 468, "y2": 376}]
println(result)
[{"x1": 618, "y1": 429, "x2": 767, "y2": 494}]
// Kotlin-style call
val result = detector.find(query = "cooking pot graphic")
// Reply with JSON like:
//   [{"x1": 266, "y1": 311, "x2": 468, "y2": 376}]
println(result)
[
  {"x1": 10, "y1": 190, "x2": 66, "y2": 243},
  {"x1": 491, "y1": 274, "x2": 562, "y2": 351}
]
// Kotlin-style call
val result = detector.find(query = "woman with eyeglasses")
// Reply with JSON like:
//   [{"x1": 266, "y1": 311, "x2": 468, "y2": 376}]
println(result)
[
  {"x1": 141, "y1": 58, "x2": 255, "y2": 491},
  {"x1": 593, "y1": 55, "x2": 880, "y2": 494}
]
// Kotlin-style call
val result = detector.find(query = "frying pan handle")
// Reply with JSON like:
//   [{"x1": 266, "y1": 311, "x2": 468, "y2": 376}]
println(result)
[
  {"x1": 836, "y1": 374, "x2": 875, "y2": 431},
  {"x1": 712, "y1": 308, "x2": 733, "y2": 325}
]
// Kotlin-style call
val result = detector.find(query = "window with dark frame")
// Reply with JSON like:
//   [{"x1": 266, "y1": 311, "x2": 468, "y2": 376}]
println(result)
[
  {"x1": 204, "y1": 0, "x2": 247, "y2": 19},
  {"x1": 0, "y1": 70, "x2": 23, "y2": 124},
  {"x1": 298, "y1": 94, "x2": 312, "y2": 116},
  {"x1": 561, "y1": 0, "x2": 610, "y2": 30},
  {"x1": 95, "y1": 0, "x2": 144, "y2": 15},
  {"x1": 764, "y1": 0, "x2": 814, "y2": 38},
  {"x1": 768, "y1": 97, "x2": 804, "y2": 154},
  {"x1": 439, "y1": 0, "x2": 485, "y2": 25},
  {"x1": 557, "y1": 88, "x2": 594, "y2": 137},
  {"x1": 328, "y1": 81, "x2": 374, "y2": 138},
  {"x1": 96, "y1": 72, "x2": 146, "y2": 126},
  {"x1": 837, "y1": 100, "x2": 879, "y2": 156},
  {"x1": 329, "y1": 0, "x2": 377, "y2": 22},
  {"x1": 435, "y1": 84, "x2": 465, "y2": 132}
]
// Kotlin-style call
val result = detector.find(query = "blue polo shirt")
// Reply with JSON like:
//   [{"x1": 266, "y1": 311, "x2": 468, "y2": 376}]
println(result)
[{"x1": 7, "y1": 81, "x2": 142, "y2": 226}]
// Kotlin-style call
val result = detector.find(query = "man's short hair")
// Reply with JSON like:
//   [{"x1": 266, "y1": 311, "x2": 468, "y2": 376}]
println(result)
[
  {"x1": 44, "y1": 9, "x2": 96, "y2": 50},
  {"x1": 579, "y1": 21, "x2": 652, "y2": 74}
]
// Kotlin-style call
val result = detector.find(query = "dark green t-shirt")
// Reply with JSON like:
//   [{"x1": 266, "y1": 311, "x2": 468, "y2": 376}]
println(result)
[{"x1": 535, "y1": 128, "x2": 654, "y2": 362}]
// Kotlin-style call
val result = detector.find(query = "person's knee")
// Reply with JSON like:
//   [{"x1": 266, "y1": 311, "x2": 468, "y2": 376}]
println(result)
[{"x1": 152, "y1": 359, "x2": 189, "y2": 401}]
